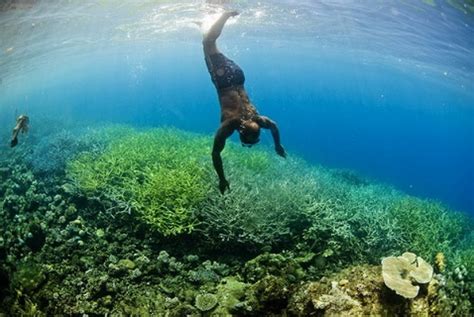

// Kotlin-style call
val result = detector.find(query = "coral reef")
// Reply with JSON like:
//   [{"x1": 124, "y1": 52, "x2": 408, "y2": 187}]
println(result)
[
  {"x1": 0, "y1": 123, "x2": 472, "y2": 315},
  {"x1": 27, "y1": 129, "x2": 97, "y2": 176}
]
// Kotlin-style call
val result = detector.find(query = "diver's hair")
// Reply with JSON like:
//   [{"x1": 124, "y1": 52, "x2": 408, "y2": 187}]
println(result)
[{"x1": 239, "y1": 129, "x2": 260, "y2": 145}]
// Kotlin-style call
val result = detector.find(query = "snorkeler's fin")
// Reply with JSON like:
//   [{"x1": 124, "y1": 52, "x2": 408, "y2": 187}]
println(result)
[{"x1": 10, "y1": 137, "x2": 18, "y2": 148}]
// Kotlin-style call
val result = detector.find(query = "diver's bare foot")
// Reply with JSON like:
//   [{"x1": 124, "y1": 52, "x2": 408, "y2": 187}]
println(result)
[
  {"x1": 225, "y1": 10, "x2": 239, "y2": 18},
  {"x1": 192, "y1": 21, "x2": 203, "y2": 28}
]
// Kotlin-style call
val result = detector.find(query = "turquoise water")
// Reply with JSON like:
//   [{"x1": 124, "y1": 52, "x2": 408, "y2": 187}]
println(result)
[{"x1": 0, "y1": 0, "x2": 473, "y2": 315}]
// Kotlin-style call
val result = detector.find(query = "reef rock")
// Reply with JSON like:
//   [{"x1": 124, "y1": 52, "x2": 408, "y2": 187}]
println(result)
[
  {"x1": 287, "y1": 264, "x2": 440, "y2": 316},
  {"x1": 312, "y1": 281, "x2": 363, "y2": 315}
]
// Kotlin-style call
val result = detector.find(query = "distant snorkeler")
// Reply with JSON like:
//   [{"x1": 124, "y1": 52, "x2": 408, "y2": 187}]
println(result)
[
  {"x1": 202, "y1": 11, "x2": 286, "y2": 194},
  {"x1": 10, "y1": 114, "x2": 29, "y2": 147}
]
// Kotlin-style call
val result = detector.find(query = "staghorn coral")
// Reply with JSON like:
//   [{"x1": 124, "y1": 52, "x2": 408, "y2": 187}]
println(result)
[
  {"x1": 67, "y1": 128, "x2": 212, "y2": 236},
  {"x1": 301, "y1": 174, "x2": 471, "y2": 269},
  {"x1": 196, "y1": 153, "x2": 315, "y2": 253},
  {"x1": 68, "y1": 126, "x2": 316, "y2": 247},
  {"x1": 387, "y1": 197, "x2": 470, "y2": 260},
  {"x1": 65, "y1": 126, "x2": 473, "y2": 263}
]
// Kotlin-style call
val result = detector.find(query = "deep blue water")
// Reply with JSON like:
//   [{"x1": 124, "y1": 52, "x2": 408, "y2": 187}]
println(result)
[{"x1": 1, "y1": 0, "x2": 473, "y2": 213}]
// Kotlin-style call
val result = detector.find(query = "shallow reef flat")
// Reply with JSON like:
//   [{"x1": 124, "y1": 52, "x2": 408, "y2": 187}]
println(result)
[{"x1": 0, "y1": 122, "x2": 472, "y2": 316}]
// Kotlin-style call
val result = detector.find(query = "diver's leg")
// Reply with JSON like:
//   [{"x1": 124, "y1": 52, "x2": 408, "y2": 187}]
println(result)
[
  {"x1": 10, "y1": 127, "x2": 19, "y2": 147},
  {"x1": 203, "y1": 11, "x2": 239, "y2": 56}
]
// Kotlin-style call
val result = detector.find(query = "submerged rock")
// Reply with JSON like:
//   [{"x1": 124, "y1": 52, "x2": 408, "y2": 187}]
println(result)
[
  {"x1": 287, "y1": 263, "x2": 461, "y2": 316},
  {"x1": 312, "y1": 281, "x2": 362, "y2": 314},
  {"x1": 253, "y1": 275, "x2": 290, "y2": 314},
  {"x1": 288, "y1": 265, "x2": 403, "y2": 316}
]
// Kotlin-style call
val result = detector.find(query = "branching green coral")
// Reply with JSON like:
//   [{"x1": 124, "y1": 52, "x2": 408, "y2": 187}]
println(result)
[
  {"x1": 301, "y1": 169, "x2": 471, "y2": 266},
  {"x1": 388, "y1": 197, "x2": 470, "y2": 260},
  {"x1": 67, "y1": 128, "x2": 212, "y2": 235},
  {"x1": 197, "y1": 155, "x2": 315, "y2": 251},
  {"x1": 67, "y1": 125, "x2": 472, "y2": 266}
]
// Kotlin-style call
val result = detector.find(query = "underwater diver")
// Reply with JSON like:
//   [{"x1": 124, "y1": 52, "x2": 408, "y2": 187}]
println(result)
[
  {"x1": 203, "y1": 11, "x2": 286, "y2": 194},
  {"x1": 10, "y1": 114, "x2": 29, "y2": 147}
]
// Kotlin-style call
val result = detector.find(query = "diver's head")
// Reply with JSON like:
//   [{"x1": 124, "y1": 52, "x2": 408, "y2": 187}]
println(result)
[
  {"x1": 239, "y1": 120, "x2": 260, "y2": 147},
  {"x1": 17, "y1": 115, "x2": 29, "y2": 133},
  {"x1": 18, "y1": 115, "x2": 29, "y2": 124}
]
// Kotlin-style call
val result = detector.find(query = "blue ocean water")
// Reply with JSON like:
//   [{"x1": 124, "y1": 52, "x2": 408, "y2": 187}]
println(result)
[{"x1": 1, "y1": 0, "x2": 473, "y2": 213}]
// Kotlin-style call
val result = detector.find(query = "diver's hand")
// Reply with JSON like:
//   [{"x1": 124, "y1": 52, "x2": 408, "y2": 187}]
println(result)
[
  {"x1": 10, "y1": 138, "x2": 18, "y2": 148},
  {"x1": 275, "y1": 144, "x2": 286, "y2": 158},
  {"x1": 219, "y1": 178, "x2": 230, "y2": 194}
]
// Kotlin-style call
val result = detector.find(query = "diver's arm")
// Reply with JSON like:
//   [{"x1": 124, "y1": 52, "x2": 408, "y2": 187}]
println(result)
[
  {"x1": 257, "y1": 116, "x2": 286, "y2": 158},
  {"x1": 204, "y1": 11, "x2": 239, "y2": 44},
  {"x1": 212, "y1": 119, "x2": 238, "y2": 194}
]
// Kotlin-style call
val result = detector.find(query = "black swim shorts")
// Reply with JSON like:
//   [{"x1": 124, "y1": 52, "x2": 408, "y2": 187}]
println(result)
[{"x1": 206, "y1": 53, "x2": 245, "y2": 90}]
